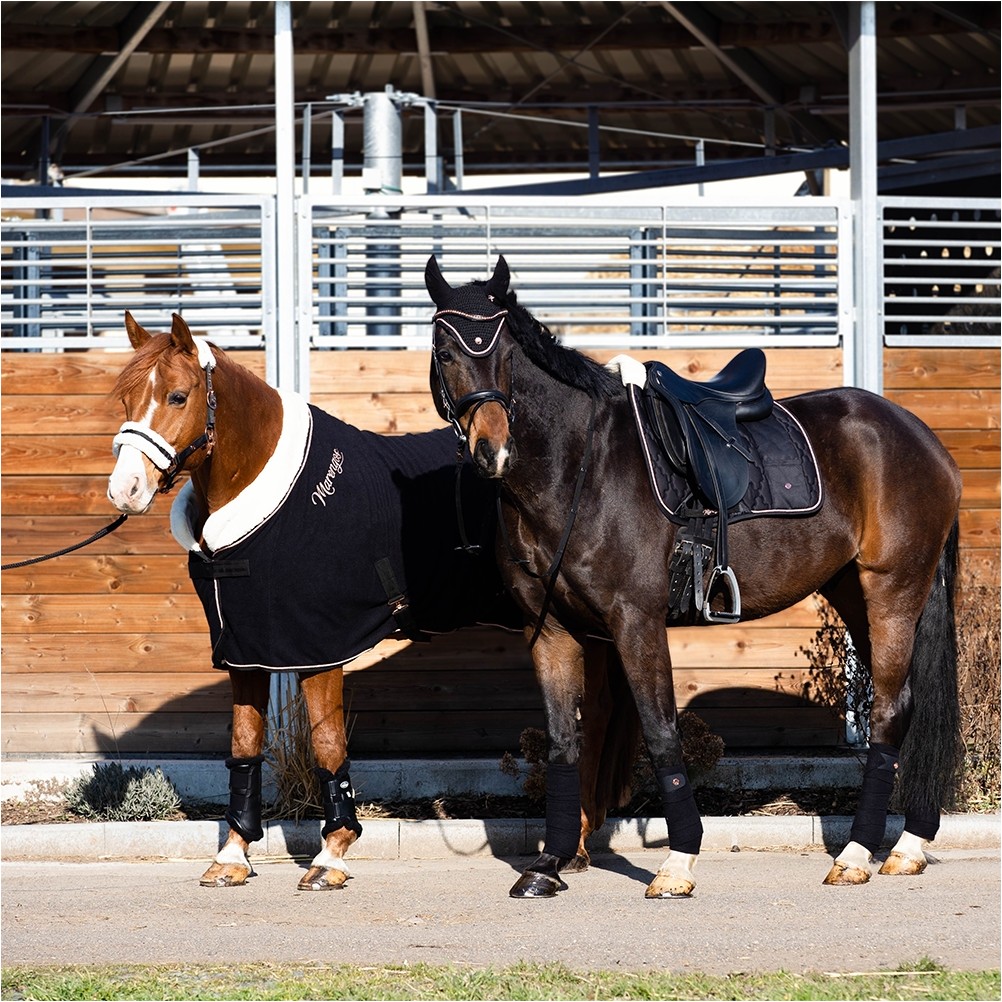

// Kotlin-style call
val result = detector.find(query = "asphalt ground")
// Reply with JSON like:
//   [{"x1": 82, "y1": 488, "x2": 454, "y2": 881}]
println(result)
[{"x1": 2, "y1": 849, "x2": 999, "y2": 975}]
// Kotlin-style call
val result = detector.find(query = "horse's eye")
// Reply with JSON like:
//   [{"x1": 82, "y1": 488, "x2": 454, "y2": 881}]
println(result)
[
  {"x1": 436, "y1": 347, "x2": 454, "y2": 364},
  {"x1": 167, "y1": 391, "x2": 188, "y2": 406}
]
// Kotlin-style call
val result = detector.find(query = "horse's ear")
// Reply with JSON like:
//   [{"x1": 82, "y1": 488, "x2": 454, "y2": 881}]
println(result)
[
  {"x1": 486, "y1": 255, "x2": 510, "y2": 302},
  {"x1": 123, "y1": 311, "x2": 152, "y2": 350},
  {"x1": 169, "y1": 313, "x2": 198, "y2": 356},
  {"x1": 424, "y1": 255, "x2": 452, "y2": 305}
]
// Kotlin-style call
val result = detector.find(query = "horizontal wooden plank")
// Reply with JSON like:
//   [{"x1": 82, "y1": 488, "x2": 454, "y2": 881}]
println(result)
[
  {"x1": 883, "y1": 347, "x2": 1000, "y2": 391},
  {"x1": 2, "y1": 554, "x2": 191, "y2": 596},
  {"x1": 1, "y1": 394, "x2": 123, "y2": 435},
  {"x1": 937, "y1": 428, "x2": 1000, "y2": 470},
  {"x1": 1, "y1": 436, "x2": 118, "y2": 475},
  {"x1": 960, "y1": 507, "x2": 1000, "y2": 545},
  {"x1": 1, "y1": 349, "x2": 266, "y2": 394},
  {"x1": 1, "y1": 514, "x2": 177, "y2": 555},
  {"x1": 308, "y1": 348, "x2": 844, "y2": 395},
  {"x1": 960, "y1": 469, "x2": 1001, "y2": 507},
  {"x1": 1, "y1": 474, "x2": 122, "y2": 516},
  {"x1": 1, "y1": 664, "x2": 826, "y2": 716},
  {"x1": 2, "y1": 673, "x2": 232, "y2": 714},
  {"x1": 0, "y1": 633, "x2": 216, "y2": 673},
  {"x1": 1, "y1": 712, "x2": 232, "y2": 755},
  {"x1": 885, "y1": 388, "x2": 1001, "y2": 430},
  {"x1": 0, "y1": 590, "x2": 826, "y2": 637},
  {"x1": 1, "y1": 593, "x2": 207, "y2": 633}
]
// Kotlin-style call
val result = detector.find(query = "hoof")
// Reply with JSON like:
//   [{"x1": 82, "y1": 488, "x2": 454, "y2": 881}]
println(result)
[
  {"x1": 822, "y1": 861, "x2": 871, "y2": 885},
  {"x1": 298, "y1": 865, "x2": 350, "y2": 891},
  {"x1": 645, "y1": 871, "x2": 695, "y2": 899},
  {"x1": 509, "y1": 870, "x2": 568, "y2": 898},
  {"x1": 199, "y1": 861, "x2": 251, "y2": 888},
  {"x1": 561, "y1": 852, "x2": 590, "y2": 874},
  {"x1": 878, "y1": 851, "x2": 927, "y2": 876}
]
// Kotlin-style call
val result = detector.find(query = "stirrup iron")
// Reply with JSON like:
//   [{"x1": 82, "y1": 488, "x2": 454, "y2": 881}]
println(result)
[{"x1": 703, "y1": 564, "x2": 741, "y2": 623}]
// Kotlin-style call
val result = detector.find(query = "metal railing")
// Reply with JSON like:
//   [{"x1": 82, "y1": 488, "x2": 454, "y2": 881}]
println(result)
[
  {"x1": 1, "y1": 194, "x2": 274, "y2": 350},
  {"x1": 300, "y1": 198, "x2": 849, "y2": 349},
  {"x1": 2, "y1": 192, "x2": 999, "y2": 358}
]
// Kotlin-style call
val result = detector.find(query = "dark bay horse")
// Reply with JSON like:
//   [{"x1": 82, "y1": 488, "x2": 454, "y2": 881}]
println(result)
[
  {"x1": 426, "y1": 254, "x2": 963, "y2": 899},
  {"x1": 107, "y1": 312, "x2": 640, "y2": 890}
]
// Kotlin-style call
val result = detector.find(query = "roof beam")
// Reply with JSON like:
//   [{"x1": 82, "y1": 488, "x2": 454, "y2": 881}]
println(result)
[
  {"x1": 5, "y1": 8, "x2": 995, "y2": 54},
  {"x1": 68, "y1": 2, "x2": 172, "y2": 114},
  {"x1": 659, "y1": 1, "x2": 838, "y2": 146},
  {"x1": 659, "y1": 2, "x2": 786, "y2": 108}
]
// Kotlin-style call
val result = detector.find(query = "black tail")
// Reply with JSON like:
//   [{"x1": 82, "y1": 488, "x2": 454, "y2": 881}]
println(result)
[{"x1": 897, "y1": 517, "x2": 963, "y2": 814}]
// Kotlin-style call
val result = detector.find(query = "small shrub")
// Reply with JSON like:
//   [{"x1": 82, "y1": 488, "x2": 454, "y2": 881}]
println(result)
[
  {"x1": 956, "y1": 579, "x2": 1001, "y2": 811},
  {"x1": 64, "y1": 763, "x2": 181, "y2": 822}
]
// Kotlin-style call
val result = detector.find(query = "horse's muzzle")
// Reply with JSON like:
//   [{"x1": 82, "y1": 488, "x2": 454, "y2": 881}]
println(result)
[{"x1": 473, "y1": 435, "x2": 516, "y2": 479}]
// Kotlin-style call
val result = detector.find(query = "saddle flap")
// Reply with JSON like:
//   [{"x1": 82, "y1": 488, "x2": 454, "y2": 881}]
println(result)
[{"x1": 642, "y1": 386, "x2": 749, "y2": 512}]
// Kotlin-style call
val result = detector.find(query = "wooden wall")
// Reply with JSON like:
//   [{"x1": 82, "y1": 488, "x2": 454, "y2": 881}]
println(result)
[{"x1": 2, "y1": 346, "x2": 997, "y2": 758}]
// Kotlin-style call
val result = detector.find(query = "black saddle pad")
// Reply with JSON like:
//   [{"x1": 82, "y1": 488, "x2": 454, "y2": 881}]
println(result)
[{"x1": 627, "y1": 385, "x2": 823, "y2": 525}]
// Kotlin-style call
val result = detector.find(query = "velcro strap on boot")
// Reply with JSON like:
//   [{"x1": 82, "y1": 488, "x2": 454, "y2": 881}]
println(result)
[
  {"x1": 316, "y1": 761, "x2": 362, "y2": 839},
  {"x1": 657, "y1": 765, "x2": 704, "y2": 855},
  {"x1": 225, "y1": 755, "x2": 265, "y2": 844}
]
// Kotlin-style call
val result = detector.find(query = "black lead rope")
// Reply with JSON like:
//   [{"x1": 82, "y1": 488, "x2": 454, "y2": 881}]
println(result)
[
  {"x1": 2, "y1": 514, "x2": 129, "y2": 571},
  {"x1": 499, "y1": 397, "x2": 598, "y2": 649}
]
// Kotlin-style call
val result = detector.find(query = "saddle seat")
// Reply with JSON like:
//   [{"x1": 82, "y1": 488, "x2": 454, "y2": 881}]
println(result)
[{"x1": 646, "y1": 347, "x2": 772, "y2": 420}]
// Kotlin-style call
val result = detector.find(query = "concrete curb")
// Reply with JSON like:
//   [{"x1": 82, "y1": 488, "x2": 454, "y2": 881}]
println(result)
[
  {"x1": 2, "y1": 813, "x2": 998, "y2": 862},
  {"x1": 0, "y1": 755, "x2": 867, "y2": 803}
]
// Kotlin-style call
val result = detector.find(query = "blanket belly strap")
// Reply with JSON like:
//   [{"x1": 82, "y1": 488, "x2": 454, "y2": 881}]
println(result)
[
  {"x1": 375, "y1": 557, "x2": 431, "y2": 643},
  {"x1": 189, "y1": 558, "x2": 251, "y2": 579}
]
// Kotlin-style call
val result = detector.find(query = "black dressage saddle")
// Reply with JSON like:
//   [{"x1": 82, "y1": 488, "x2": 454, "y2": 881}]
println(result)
[
  {"x1": 645, "y1": 348, "x2": 773, "y2": 514},
  {"x1": 639, "y1": 348, "x2": 776, "y2": 624}
]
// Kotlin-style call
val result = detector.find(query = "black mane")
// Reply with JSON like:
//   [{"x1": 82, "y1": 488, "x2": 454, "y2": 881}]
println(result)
[{"x1": 495, "y1": 286, "x2": 623, "y2": 400}]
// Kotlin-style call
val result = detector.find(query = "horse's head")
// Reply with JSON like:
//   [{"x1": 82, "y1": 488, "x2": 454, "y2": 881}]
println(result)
[
  {"x1": 425, "y1": 254, "x2": 517, "y2": 479},
  {"x1": 107, "y1": 312, "x2": 217, "y2": 513}
]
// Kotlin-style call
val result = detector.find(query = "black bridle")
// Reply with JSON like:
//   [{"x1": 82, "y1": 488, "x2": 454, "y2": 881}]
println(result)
[
  {"x1": 431, "y1": 308, "x2": 515, "y2": 449},
  {"x1": 431, "y1": 307, "x2": 596, "y2": 647}
]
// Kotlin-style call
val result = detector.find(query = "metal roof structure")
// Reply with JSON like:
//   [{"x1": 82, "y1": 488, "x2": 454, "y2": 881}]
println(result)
[{"x1": 2, "y1": 1, "x2": 999, "y2": 192}]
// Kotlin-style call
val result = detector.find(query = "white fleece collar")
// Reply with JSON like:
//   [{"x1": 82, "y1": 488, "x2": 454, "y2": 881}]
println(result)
[
  {"x1": 607, "y1": 353, "x2": 648, "y2": 389},
  {"x1": 170, "y1": 389, "x2": 313, "y2": 554}
]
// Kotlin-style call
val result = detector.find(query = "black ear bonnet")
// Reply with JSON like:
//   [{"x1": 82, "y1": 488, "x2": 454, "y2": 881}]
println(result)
[{"x1": 425, "y1": 255, "x2": 510, "y2": 356}]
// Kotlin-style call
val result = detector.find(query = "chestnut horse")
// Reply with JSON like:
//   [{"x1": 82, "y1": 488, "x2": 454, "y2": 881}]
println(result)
[
  {"x1": 426, "y1": 255, "x2": 963, "y2": 899},
  {"x1": 107, "y1": 312, "x2": 640, "y2": 890}
]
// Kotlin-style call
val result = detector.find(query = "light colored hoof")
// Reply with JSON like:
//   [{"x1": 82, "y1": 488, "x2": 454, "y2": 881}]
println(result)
[
  {"x1": 822, "y1": 861, "x2": 871, "y2": 885},
  {"x1": 298, "y1": 865, "x2": 350, "y2": 891},
  {"x1": 878, "y1": 850, "x2": 927, "y2": 876},
  {"x1": 199, "y1": 861, "x2": 252, "y2": 887},
  {"x1": 645, "y1": 871, "x2": 695, "y2": 898}
]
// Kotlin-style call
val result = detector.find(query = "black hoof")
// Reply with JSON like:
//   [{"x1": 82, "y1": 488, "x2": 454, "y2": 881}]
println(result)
[
  {"x1": 561, "y1": 852, "x2": 590, "y2": 874},
  {"x1": 509, "y1": 870, "x2": 568, "y2": 898}
]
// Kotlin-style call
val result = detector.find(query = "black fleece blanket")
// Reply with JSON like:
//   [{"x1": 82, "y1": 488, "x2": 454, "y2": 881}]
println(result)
[{"x1": 173, "y1": 396, "x2": 516, "y2": 672}]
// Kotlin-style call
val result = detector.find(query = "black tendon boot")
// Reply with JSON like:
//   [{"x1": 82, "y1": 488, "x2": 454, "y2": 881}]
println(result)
[
  {"x1": 315, "y1": 761, "x2": 363, "y2": 839},
  {"x1": 225, "y1": 755, "x2": 265, "y2": 844}
]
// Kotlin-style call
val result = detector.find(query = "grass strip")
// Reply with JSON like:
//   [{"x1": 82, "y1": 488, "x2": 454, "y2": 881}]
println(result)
[{"x1": 2, "y1": 959, "x2": 999, "y2": 1001}]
